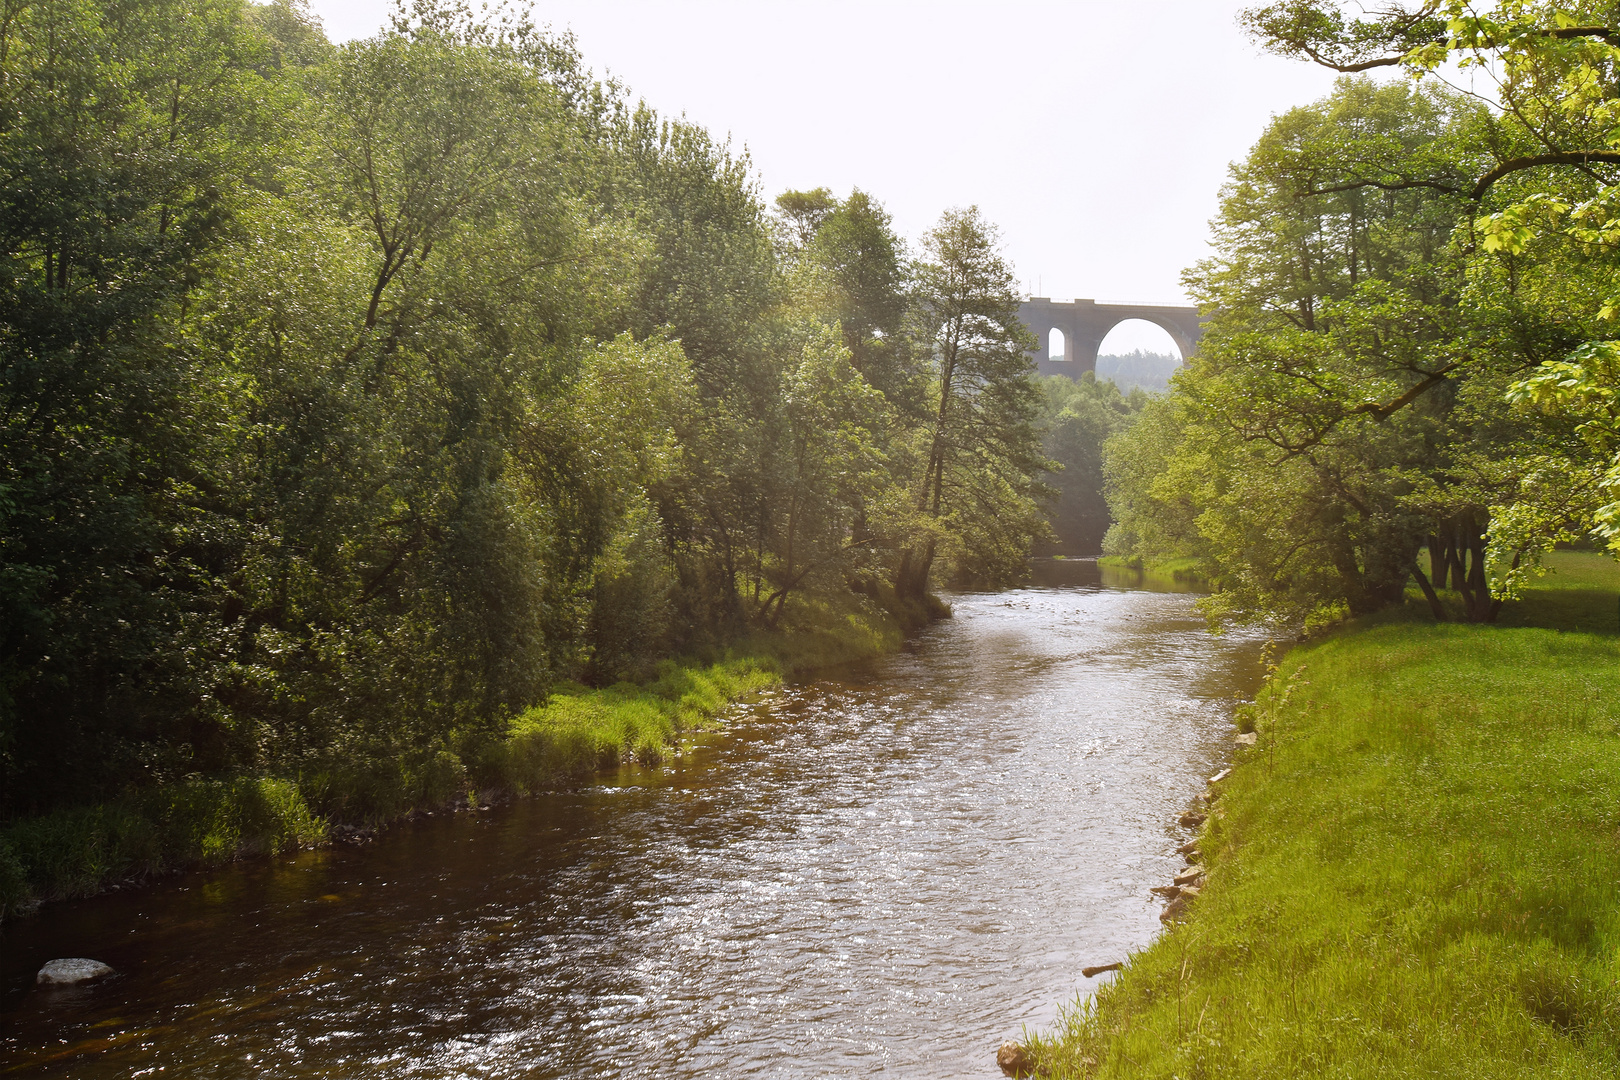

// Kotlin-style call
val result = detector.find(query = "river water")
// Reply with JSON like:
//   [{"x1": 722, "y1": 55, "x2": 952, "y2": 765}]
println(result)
[{"x1": 0, "y1": 561, "x2": 1270, "y2": 1078}]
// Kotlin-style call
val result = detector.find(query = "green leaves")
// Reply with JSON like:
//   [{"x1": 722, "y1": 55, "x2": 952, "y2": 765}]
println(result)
[
  {"x1": 0, "y1": 0, "x2": 1055, "y2": 819},
  {"x1": 901, "y1": 207, "x2": 1048, "y2": 593},
  {"x1": 1111, "y1": 77, "x2": 1516, "y2": 624}
]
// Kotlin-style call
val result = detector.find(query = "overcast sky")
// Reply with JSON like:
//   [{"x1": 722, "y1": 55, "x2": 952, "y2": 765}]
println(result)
[{"x1": 304, "y1": 1, "x2": 1351, "y2": 353}]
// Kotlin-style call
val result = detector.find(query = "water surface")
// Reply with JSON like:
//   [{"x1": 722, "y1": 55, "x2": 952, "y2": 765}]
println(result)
[{"x1": 1, "y1": 561, "x2": 1270, "y2": 1077}]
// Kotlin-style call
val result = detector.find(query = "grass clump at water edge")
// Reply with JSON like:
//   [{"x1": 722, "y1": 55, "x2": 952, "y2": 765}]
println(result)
[
  {"x1": 0, "y1": 778, "x2": 325, "y2": 921},
  {"x1": 476, "y1": 657, "x2": 781, "y2": 791},
  {"x1": 0, "y1": 656, "x2": 784, "y2": 921},
  {"x1": 0, "y1": 586, "x2": 909, "y2": 920},
  {"x1": 1024, "y1": 604, "x2": 1620, "y2": 1078}
]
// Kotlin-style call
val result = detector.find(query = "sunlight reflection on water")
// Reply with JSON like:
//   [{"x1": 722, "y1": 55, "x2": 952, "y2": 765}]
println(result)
[{"x1": 1, "y1": 561, "x2": 1270, "y2": 1078}]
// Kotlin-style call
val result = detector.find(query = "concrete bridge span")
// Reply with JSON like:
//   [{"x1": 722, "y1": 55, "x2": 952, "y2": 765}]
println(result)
[{"x1": 1019, "y1": 297, "x2": 1207, "y2": 378}]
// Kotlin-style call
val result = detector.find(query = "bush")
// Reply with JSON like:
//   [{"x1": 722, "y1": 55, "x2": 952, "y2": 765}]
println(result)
[
  {"x1": 0, "y1": 777, "x2": 326, "y2": 910},
  {"x1": 0, "y1": 654, "x2": 801, "y2": 920},
  {"x1": 301, "y1": 750, "x2": 467, "y2": 825}
]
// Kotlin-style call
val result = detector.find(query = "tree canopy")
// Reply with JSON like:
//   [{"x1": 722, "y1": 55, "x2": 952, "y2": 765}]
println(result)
[
  {"x1": 0, "y1": 0, "x2": 1051, "y2": 818},
  {"x1": 1104, "y1": 2, "x2": 1620, "y2": 627}
]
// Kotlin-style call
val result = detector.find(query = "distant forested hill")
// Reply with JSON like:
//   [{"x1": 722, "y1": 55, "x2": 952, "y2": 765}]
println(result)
[{"x1": 1094, "y1": 350, "x2": 1181, "y2": 395}]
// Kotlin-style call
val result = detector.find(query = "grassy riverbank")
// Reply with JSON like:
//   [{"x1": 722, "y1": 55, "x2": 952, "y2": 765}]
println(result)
[
  {"x1": 0, "y1": 598, "x2": 907, "y2": 921},
  {"x1": 1028, "y1": 552, "x2": 1620, "y2": 1078},
  {"x1": 1097, "y1": 554, "x2": 1207, "y2": 587}
]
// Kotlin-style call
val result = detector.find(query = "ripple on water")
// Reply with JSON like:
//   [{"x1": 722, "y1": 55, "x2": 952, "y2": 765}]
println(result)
[{"x1": 1, "y1": 567, "x2": 1270, "y2": 1079}]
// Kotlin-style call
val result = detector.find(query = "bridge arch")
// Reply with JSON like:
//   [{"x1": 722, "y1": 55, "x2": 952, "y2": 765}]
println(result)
[
  {"x1": 1097, "y1": 317, "x2": 1194, "y2": 364},
  {"x1": 1019, "y1": 297, "x2": 1206, "y2": 378}
]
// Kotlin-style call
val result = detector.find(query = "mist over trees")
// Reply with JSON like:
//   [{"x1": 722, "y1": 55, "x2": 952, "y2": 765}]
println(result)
[
  {"x1": 0, "y1": 0, "x2": 1051, "y2": 817},
  {"x1": 1035, "y1": 375, "x2": 1143, "y2": 556}
]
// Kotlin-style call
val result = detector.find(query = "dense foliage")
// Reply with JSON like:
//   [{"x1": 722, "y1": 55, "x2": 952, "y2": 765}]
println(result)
[
  {"x1": 0, "y1": 0, "x2": 1049, "y2": 819},
  {"x1": 1105, "y1": 1, "x2": 1620, "y2": 627},
  {"x1": 1036, "y1": 374, "x2": 1144, "y2": 556}
]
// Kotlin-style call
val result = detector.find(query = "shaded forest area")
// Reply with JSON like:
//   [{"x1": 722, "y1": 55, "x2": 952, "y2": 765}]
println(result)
[{"x1": 0, "y1": 0, "x2": 1056, "y2": 829}]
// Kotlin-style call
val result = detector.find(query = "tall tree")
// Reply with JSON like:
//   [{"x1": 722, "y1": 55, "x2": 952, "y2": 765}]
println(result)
[
  {"x1": 1240, "y1": 1, "x2": 1620, "y2": 595},
  {"x1": 1104, "y1": 78, "x2": 1536, "y2": 625},
  {"x1": 893, "y1": 208, "x2": 1048, "y2": 598},
  {"x1": 0, "y1": 0, "x2": 288, "y2": 809}
]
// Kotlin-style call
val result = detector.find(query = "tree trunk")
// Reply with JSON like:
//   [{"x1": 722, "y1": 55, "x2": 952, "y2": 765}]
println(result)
[
  {"x1": 1428, "y1": 533, "x2": 1449, "y2": 591},
  {"x1": 1411, "y1": 561, "x2": 1446, "y2": 620},
  {"x1": 894, "y1": 541, "x2": 936, "y2": 603}
]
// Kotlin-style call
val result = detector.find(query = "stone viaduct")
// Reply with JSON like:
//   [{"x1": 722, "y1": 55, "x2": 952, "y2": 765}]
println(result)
[{"x1": 1018, "y1": 297, "x2": 1207, "y2": 377}]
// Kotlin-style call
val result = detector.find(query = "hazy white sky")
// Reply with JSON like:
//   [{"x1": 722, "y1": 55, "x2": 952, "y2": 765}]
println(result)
[{"x1": 305, "y1": 1, "x2": 1350, "y2": 352}]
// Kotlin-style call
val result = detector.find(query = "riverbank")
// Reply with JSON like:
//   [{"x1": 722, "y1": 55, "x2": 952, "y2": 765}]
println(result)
[
  {"x1": 1025, "y1": 552, "x2": 1620, "y2": 1077},
  {"x1": 1096, "y1": 554, "x2": 1206, "y2": 589},
  {"x1": 0, "y1": 596, "x2": 911, "y2": 922}
]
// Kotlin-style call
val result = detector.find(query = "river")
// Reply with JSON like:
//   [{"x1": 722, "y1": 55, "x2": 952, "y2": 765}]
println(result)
[{"x1": 0, "y1": 561, "x2": 1270, "y2": 1078}]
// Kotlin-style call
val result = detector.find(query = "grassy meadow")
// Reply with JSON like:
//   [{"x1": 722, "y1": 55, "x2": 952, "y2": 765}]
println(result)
[{"x1": 1028, "y1": 551, "x2": 1620, "y2": 1078}]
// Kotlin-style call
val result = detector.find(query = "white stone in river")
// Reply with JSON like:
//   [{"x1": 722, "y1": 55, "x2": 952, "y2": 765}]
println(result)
[{"x1": 36, "y1": 959, "x2": 114, "y2": 985}]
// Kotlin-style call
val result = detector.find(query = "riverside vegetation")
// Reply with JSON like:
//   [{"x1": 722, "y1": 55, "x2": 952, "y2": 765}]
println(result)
[
  {"x1": 0, "y1": 0, "x2": 1053, "y2": 917},
  {"x1": 1025, "y1": 552, "x2": 1620, "y2": 1078},
  {"x1": 1017, "y1": 1, "x2": 1620, "y2": 1074}
]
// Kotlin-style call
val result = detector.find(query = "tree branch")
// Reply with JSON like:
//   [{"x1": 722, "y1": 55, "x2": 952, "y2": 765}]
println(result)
[
  {"x1": 1350, "y1": 362, "x2": 1460, "y2": 420},
  {"x1": 1411, "y1": 559, "x2": 1446, "y2": 620},
  {"x1": 1289, "y1": 23, "x2": 1620, "y2": 74},
  {"x1": 1302, "y1": 176, "x2": 1464, "y2": 197},
  {"x1": 1546, "y1": 25, "x2": 1620, "y2": 48},
  {"x1": 1470, "y1": 151, "x2": 1620, "y2": 199}
]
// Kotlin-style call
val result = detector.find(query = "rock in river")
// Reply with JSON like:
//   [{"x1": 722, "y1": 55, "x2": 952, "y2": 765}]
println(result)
[
  {"x1": 997, "y1": 1040, "x2": 1035, "y2": 1077},
  {"x1": 1174, "y1": 864, "x2": 1207, "y2": 886},
  {"x1": 1178, "y1": 811, "x2": 1206, "y2": 828},
  {"x1": 36, "y1": 959, "x2": 114, "y2": 985}
]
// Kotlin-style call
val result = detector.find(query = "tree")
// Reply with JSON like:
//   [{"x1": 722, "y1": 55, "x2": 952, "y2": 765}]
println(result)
[
  {"x1": 788, "y1": 189, "x2": 914, "y2": 404},
  {"x1": 774, "y1": 187, "x2": 837, "y2": 252},
  {"x1": 1240, "y1": 1, "x2": 1620, "y2": 593},
  {"x1": 1037, "y1": 374, "x2": 1143, "y2": 556},
  {"x1": 0, "y1": 0, "x2": 290, "y2": 810},
  {"x1": 893, "y1": 208, "x2": 1049, "y2": 598},
  {"x1": 753, "y1": 322, "x2": 892, "y2": 625},
  {"x1": 1103, "y1": 77, "x2": 1542, "y2": 625}
]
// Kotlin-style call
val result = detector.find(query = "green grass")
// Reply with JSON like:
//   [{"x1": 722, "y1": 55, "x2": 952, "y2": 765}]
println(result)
[
  {"x1": 1027, "y1": 585, "x2": 1620, "y2": 1077},
  {"x1": 1499, "y1": 550, "x2": 1620, "y2": 635},
  {"x1": 0, "y1": 592, "x2": 906, "y2": 921},
  {"x1": 475, "y1": 657, "x2": 781, "y2": 793},
  {"x1": 0, "y1": 779, "x2": 325, "y2": 920}
]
